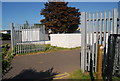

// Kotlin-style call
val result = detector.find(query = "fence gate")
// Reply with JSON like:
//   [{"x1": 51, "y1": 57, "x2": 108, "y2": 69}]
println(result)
[
  {"x1": 80, "y1": 8, "x2": 119, "y2": 72},
  {"x1": 11, "y1": 23, "x2": 45, "y2": 54}
]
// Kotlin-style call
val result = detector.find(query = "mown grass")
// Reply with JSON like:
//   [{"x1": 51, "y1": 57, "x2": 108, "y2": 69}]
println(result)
[
  {"x1": 69, "y1": 69, "x2": 91, "y2": 79},
  {"x1": 112, "y1": 76, "x2": 120, "y2": 80},
  {"x1": 44, "y1": 44, "x2": 80, "y2": 52},
  {"x1": 69, "y1": 69, "x2": 120, "y2": 80}
]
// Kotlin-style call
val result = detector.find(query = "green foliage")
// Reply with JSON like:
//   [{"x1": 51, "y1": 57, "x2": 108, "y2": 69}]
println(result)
[
  {"x1": 41, "y1": 2, "x2": 81, "y2": 33},
  {"x1": 2, "y1": 33, "x2": 11, "y2": 40},
  {"x1": 2, "y1": 44, "x2": 15, "y2": 76}
]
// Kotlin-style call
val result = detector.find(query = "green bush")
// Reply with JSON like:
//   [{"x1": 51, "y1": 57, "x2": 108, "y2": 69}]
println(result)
[
  {"x1": 2, "y1": 44, "x2": 15, "y2": 76},
  {"x1": 2, "y1": 33, "x2": 11, "y2": 40}
]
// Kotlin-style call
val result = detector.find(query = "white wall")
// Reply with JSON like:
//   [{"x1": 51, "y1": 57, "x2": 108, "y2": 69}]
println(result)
[
  {"x1": 50, "y1": 33, "x2": 109, "y2": 48},
  {"x1": 1, "y1": 31, "x2": 8, "y2": 34},
  {"x1": 50, "y1": 34, "x2": 81, "y2": 48}
]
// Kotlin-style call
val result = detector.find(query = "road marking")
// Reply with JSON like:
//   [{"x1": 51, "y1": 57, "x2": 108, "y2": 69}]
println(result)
[{"x1": 53, "y1": 72, "x2": 70, "y2": 79}]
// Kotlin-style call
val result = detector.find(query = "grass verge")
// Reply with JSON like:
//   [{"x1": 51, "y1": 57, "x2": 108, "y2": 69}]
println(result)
[
  {"x1": 44, "y1": 44, "x2": 80, "y2": 52},
  {"x1": 69, "y1": 69, "x2": 91, "y2": 79},
  {"x1": 69, "y1": 69, "x2": 120, "y2": 80}
]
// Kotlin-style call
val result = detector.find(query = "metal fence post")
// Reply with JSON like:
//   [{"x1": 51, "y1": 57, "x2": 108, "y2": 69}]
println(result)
[
  {"x1": 113, "y1": 8, "x2": 118, "y2": 34},
  {"x1": 81, "y1": 12, "x2": 87, "y2": 72},
  {"x1": 95, "y1": 12, "x2": 99, "y2": 72},
  {"x1": 92, "y1": 13, "x2": 95, "y2": 71},
  {"x1": 11, "y1": 23, "x2": 14, "y2": 52},
  {"x1": 118, "y1": 2, "x2": 120, "y2": 34}
]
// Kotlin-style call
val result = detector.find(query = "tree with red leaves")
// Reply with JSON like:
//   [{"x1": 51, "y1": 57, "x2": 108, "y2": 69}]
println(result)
[{"x1": 40, "y1": 2, "x2": 80, "y2": 33}]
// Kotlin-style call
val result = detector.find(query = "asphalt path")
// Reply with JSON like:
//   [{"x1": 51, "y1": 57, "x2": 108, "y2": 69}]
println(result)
[{"x1": 3, "y1": 49, "x2": 81, "y2": 80}]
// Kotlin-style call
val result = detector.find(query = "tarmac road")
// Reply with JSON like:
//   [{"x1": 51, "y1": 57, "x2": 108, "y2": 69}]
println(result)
[{"x1": 3, "y1": 49, "x2": 81, "y2": 80}]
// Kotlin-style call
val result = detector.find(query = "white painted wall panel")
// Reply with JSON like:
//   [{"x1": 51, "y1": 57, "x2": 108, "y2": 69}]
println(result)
[{"x1": 50, "y1": 33, "x2": 108, "y2": 48}]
